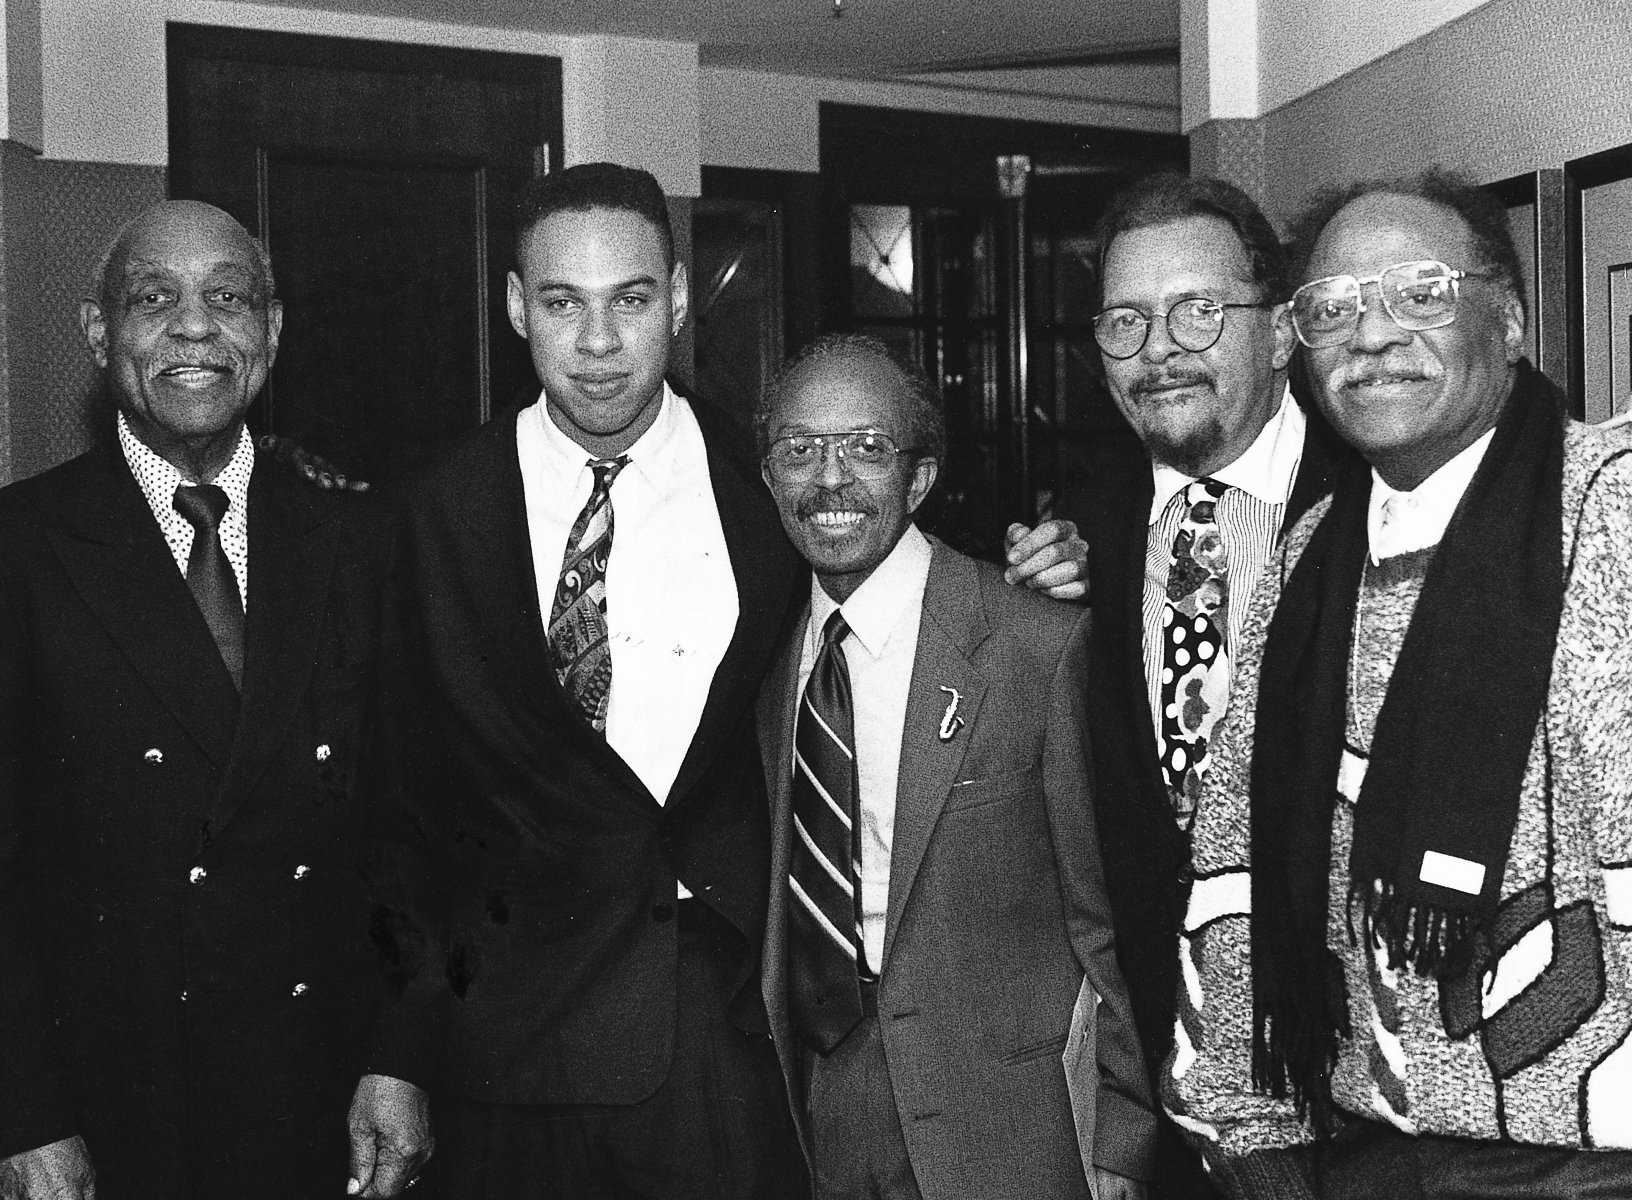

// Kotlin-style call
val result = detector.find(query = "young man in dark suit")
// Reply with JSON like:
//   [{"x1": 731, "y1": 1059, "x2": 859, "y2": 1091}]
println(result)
[
  {"x1": 755, "y1": 333, "x2": 1155, "y2": 1199},
  {"x1": 352, "y1": 164, "x2": 1087, "y2": 1198},
  {"x1": 1017, "y1": 174, "x2": 1354, "y2": 1199},
  {"x1": 0, "y1": 201, "x2": 383, "y2": 1199}
]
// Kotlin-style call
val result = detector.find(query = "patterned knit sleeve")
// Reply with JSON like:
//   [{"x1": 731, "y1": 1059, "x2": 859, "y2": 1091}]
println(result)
[
  {"x1": 1558, "y1": 435, "x2": 1632, "y2": 1148},
  {"x1": 1161, "y1": 502, "x2": 1330, "y2": 1185}
]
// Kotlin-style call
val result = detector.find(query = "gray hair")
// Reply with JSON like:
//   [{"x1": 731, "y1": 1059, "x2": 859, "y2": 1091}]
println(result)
[{"x1": 755, "y1": 333, "x2": 946, "y2": 464}]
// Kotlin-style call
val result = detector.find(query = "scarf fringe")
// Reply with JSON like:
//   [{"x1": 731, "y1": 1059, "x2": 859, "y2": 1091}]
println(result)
[
  {"x1": 1253, "y1": 956, "x2": 1349, "y2": 1138},
  {"x1": 1356, "y1": 876, "x2": 1480, "y2": 979}
]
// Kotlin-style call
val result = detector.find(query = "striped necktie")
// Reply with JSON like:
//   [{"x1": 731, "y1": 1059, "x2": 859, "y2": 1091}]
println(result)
[
  {"x1": 1158, "y1": 478, "x2": 1231, "y2": 826},
  {"x1": 787, "y1": 610, "x2": 867, "y2": 1054},
  {"x1": 548, "y1": 456, "x2": 629, "y2": 734}
]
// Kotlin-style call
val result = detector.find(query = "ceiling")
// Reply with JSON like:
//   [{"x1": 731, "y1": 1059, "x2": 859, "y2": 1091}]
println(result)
[{"x1": 271, "y1": 0, "x2": 1179, "y2": 84}]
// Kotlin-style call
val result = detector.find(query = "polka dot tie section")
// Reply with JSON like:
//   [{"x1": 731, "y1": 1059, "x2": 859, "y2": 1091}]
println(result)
[{"x1": 1158, "y1": 479, "x2": 1231, "y2": 827}]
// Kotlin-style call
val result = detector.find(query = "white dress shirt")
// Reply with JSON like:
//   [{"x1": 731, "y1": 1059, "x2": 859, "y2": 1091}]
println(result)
[
  {"x1": 1367, "y1": 428, "x2": 1494, "y2": 563},
  {"x1": 1142, "y1": 386, "x2": 1305, "y2": 740},
  {"x1": 118, "y1": 411, "x2": 253, "y2": 609},
  {"x1": 516, "y1": 386, "x2": 739, "y2": 820},
  {"x1": 796, "y1": 523, "x2": 932, "y2": 976}
]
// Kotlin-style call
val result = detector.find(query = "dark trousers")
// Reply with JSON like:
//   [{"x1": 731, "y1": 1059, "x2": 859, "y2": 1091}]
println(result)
[
  {"x1": 435, "y1": 901, "x2": 808, "y2": 1200},
  {"x1": 1321, "y1": 1117, "x2": 1632, "y2": 1199},
  {"x1": 803, "y1": 984, "x2": 924, "y2": 1200}
]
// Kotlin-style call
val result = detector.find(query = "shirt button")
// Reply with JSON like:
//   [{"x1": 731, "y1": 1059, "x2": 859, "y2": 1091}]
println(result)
[
  {"x1": 294, "y1": 865, "x2": 311, "y2": 880},
  {"x1": 651, "y1": 903, "x2": 675, "y2": 923},
  {"x1": 315, "y1": 744, "x2": 332, "y2": 763},
  {"x1": 188, "y1": 866, "x2": 207, "y2": 884},
  {"x1": 144, "y1": 748, "x2": 164, "y2": 766}
]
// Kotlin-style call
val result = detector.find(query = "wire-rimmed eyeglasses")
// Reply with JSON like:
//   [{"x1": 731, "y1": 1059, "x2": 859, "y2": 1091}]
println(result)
[
  {"x1": 1290, "y1": 259, "x2": 1496, "y2": 349},
  {"x1": 764, "y1": 428, "x2": 911, "y2": 482},
  {"x1": 1091, "y1": 297, "x2": 1273, "y2": 360}
]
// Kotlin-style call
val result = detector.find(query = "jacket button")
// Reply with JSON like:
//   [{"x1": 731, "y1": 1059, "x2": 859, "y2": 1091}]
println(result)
[
  {"x1": 315, "y1": 744, "x2": 331, "y2": 762},
  {"x1": 188, "y1": 866, "x2": 207, "y2": 884},
  {"x1": 292, "y1": 983, "x2": 308, "y2": 996},
  {"x1": 144, "y1": 748, "x2": 163, "y2": 766},
  {"x1": 1177, "y1": 860, "x2": 1195, "y2": 885},
  {"x1": 294, "y1": 865, "x2": 311, "y2": 880},
  {"x1": 651, "y1": 902, "x2": 675, "y2": 923}
]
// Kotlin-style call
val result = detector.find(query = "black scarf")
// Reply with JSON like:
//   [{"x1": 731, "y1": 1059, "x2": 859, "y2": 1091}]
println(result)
[{"x1": 1248, "y1": 360, "x2": 1565, "y2": 1126}]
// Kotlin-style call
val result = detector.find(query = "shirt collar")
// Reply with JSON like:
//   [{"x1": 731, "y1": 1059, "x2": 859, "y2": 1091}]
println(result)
[
  {"x1": 530, "y1": 382, "x2": 682, "y2": 493},
  {"x1": 1148, "y1": 385, "x2": 1306, "y2": 523},
  {"x1": 117, "y1": 410, "x2": 255, "y2": 513},
  {"x1": 1366, "y1": 427, "x2": 1495, "y2": 564},
  {"x1": 808, "y1": 523, "x2": 933, "y2": 660}
]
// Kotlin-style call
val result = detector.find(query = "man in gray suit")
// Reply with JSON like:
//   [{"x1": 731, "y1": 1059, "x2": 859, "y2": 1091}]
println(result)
[{"x1": 754, "y1": 333, "x2": 1155, "y2": 1200}]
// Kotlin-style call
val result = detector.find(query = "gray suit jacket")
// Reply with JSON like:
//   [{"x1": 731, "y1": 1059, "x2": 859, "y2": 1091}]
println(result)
[{"x1": 759, "y1": 538, "x2": 1156, "y2": 1199}]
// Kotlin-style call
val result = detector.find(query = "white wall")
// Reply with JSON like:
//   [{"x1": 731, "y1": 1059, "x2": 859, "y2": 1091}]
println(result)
[{"x1": 1257, "y1": 0, "x2": 1495, "y2": 113}]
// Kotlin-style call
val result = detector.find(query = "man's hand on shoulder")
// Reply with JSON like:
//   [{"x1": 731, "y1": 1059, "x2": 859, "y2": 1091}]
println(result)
[
  {"x1": 1093, "y1": 1166, "x2": 1149, "y2": 1200},
  {"x1": 347, "y1": 1074, "x2": 433, "y2": 1197},
  {"x1": 1004, "y1": 519, "x2": 1088, "y2": 601},
  {"x1": 0, "y1": 1136, "x2": 95, "y2": 1200},
  {"x1": 258, "y1": 434, "x2": 370, "y2": 492}
]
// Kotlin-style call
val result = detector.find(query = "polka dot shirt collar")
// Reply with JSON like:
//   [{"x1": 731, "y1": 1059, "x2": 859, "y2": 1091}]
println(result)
[{"x1": 117, "y1": 411, "x2": 254, "y2": 605}]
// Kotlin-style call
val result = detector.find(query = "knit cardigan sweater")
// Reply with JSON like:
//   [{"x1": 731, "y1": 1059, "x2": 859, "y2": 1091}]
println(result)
[{"x1": 1163, "y1": 419, "x2": 1632, "y2": 1194}]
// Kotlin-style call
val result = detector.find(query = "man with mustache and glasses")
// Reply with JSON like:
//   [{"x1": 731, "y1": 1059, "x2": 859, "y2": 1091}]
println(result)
[
  {"x1": 353, "y1": 165, "x2": 1086, "y2": 1199},
  {"x1": 1167, "y1": 169, "x2": 1632, "y2": 1198},
  {"x1": 1015, "y1": 173, "x2": 1354, "y2": 1200},
  {"x1": 0, "y1": 201, "x2": 385, "y2": 1198},
  {"x1": 754, "y1": 333, "x2": 1154, "y2": 1200}
]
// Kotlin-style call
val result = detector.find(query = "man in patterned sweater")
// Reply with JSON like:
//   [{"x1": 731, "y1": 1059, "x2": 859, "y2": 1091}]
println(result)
[{"x1": 1166, "y1": 169, "x2": 1632, "y2": 1198}]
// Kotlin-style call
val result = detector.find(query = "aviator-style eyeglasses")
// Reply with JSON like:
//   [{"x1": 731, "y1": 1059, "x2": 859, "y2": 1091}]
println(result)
[
  {"x1": 764, "y1": 429, "x2": 912, "y2": 482},
  {"x1": 1290, "y1": 259, "x2": 1496, "y2": 348},
  {"x1": 1091, "y1": 298, "x2": 1273, "y2": 360}
]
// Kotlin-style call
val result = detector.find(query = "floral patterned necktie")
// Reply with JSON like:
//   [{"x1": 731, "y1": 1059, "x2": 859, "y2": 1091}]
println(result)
[
  {"x1": 1157, "y1": 479, "x2": 1230, "y2": 826},
  {"x1": 548, "y1": 456, "x2": 629, "y2": 733}
]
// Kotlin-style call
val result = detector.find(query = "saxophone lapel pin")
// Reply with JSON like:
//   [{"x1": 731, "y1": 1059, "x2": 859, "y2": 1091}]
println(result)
[{"x1": 938, "y1": 686, "x2": 965, "y2": 742}]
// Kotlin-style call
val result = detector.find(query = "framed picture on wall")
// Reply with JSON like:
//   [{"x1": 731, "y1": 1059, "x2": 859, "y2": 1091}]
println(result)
[
  {"x1": 1565, "y1": 144, "x2": 1632, "y2": 423},
  {"x1": 1486, "y1": 170, "x2": 1568, "y2": 406}
]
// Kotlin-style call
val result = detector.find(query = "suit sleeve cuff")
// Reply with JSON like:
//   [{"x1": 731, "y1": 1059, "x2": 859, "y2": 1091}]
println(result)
[
  {"x1": 1092, "y1": 1086, "x2": 1158, "y2": 1181},
  {"x1": 1208, "y1": 1146, "x2": 1318, "y2": 1200}
]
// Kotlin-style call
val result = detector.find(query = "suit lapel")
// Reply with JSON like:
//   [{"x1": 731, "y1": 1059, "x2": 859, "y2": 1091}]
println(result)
[
  {"x1": 881, "y1": 544, "x2": 988, "y2": 970},
  {"x1": 757, "y1": 599, "x2": 806, "y2": 979},
  {"x1": 666, "y1": 400, "x2": 799, "y2": 809},
  {"x1": 206, "y1": 461, "x2": 339, "y2": 836},
  {"x1": 1100, "y1": 452, "x2": 1174, "y2": 838},
  {"x1": 456, "y1": 409, "x2": 650, "y2": 799},
  {"x1": 48, "y1": 440, "x2": 240, "y2": 766}
]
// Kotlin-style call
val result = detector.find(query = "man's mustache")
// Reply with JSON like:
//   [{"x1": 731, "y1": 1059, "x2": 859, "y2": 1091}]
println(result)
[
  {"x1": 1331, "y1": 355, "x2": 1441, "y2": 389},
  {"x1": 1129, "y1": 370, "x2": 1212, "y2": 399}
]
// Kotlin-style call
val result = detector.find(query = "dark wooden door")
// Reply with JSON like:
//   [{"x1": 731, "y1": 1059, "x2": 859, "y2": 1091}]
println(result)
[{"x1": 168, "y1": 25, "x2": 562, "y2": 481}]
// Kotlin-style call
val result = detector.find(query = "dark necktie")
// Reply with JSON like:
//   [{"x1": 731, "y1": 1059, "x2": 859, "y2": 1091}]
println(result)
[
  {"x1": 548, "y1": 456, "x2": 629, "y2": 734},
  {"x1": 787, "y1": 610, "x2": 867, "y2": 1054},
  {"x1": 172, "y1": 484, "x2": 244, "y2": 691},
  {"x1": 1157, "y1": 478, "x2": 1231, "y2": 825}
]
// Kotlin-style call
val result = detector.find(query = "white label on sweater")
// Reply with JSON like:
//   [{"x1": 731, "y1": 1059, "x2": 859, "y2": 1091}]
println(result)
[
  {"x1": 1605, "y1": 865, "x2": 1632, "y2": 926},
  {"x1": 1420, "y1": 850, "x2": 1486, "y2": 895}
]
